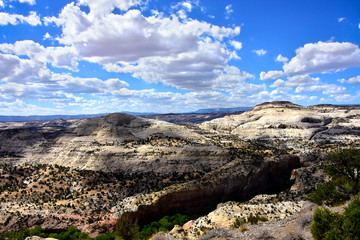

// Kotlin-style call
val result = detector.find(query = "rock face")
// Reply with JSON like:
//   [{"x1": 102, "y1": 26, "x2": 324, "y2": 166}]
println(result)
[
  {"x1": 0, "y1": 113, "x2": 229, "y2": 174},
  {"x1": 113, "y1": 155, "x2": 301, "y2": 224},
  {"x1": 167, "y1": 195, "x2": 305, "y2": 239},
  {"x1": 200, "y1": 101, "x2": 360, "y2": 144}
]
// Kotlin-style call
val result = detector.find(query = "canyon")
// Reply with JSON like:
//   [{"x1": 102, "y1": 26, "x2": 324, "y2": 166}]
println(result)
[{"x1": 0, "y1": 101, "x2": 359, "y2": 239}]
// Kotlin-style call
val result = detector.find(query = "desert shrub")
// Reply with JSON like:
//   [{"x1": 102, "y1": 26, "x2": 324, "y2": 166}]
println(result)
[
  {"x1": 231, "y1": 217, "x2": 246, "y2": 229},
  {"x1": 343, "y1": 195, "x2": 360, "y2": 239},
  {"x1": 0, "y1": 228, "x2": 30, "y2": 240},
  {"x1": 49, "y1": 226, "x2": 90, "y2": 240},
  {"x1": 0, "y1": 226, "x2": 92, "y2": 240},
  {"x1": 310, "y1": 208, "x2": 343, "y2": 240},
  {"x1": 307, "y1": 182, "x2": 349, "y2": 206},
  {"x1": 115, "y1": 215, "x2": 140, "y2": 240},
  {"x1": 29, "y1": 226, "x2": 47, "y2": 238},
  {"x1": 325, "y1": 149, "x2": 360, "y2": 195},
  {"x1": 139, "y1": 213, "x2": 190, "y2": 239},
  {"x1": 247, "y1": 213, "x2": 268, "y2": 225},
  {"x1": 308, "y1": 149, "x2": 360, "y2": 206},
  {"x1": 94, "y1": 232, "x2": 116, "y2": 240}
]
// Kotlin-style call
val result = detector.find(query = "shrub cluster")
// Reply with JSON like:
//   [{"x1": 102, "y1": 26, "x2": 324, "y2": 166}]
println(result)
[
  {"x1": 0, "y1": 226, "x2": 116, "y2": 240},
  {"x1": 311, "y1": 195, "x2": 360, "y2": 240}
]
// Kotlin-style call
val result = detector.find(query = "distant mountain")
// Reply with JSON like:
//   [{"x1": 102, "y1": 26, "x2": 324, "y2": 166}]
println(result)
[
  {"x1": 192, "y1": 107, "x2": 253, "y2": 113},
  {"x1": 0, "y1": 114, "x2": 108, "y2": 122},
  {"x1": 0, "y1": 107, "x2": 253, "y2": 122}
]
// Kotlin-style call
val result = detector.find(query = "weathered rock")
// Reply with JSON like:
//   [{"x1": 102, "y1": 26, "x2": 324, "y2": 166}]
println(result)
[{"x1": 200, "y1": 102, "x2": 360, "y2": 144}]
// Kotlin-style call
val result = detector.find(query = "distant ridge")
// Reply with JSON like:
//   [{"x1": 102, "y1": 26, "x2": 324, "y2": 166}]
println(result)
[
  {"x1": 0, "y1": 113, "x2": 107, "y2": 122},
  {"x1": 0, "y1": 107, "x2": 253, "y2": 122},
  {"x1": 192, "y1": 107, "x2": 253, "y2": 113}
]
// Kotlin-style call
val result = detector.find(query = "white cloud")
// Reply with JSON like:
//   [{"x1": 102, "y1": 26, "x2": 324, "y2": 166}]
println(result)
[
  {"x1": 260, "y1": 70, "x2": 284, "y2": 80},
  {"x1": 43, "y1": 32, "x2": 51, "y2": 40},
  {"x1": 338, "y1": 75, "x2": 360, "y2": 84},
  {"x1": 283, "y1": 41, "x2": 360, "y2": 75},
  {"x1": 182, "y1": 1, "x2": 192, "y2": 12},
  {"x1": 0, "y1": 53, "x2": 130, "y2": 103},
  {"x1": 334, "y1": 94, "x2": 358, "y2": 102},
  {"x1": 78, "y1": 0, "x2": 140, "y2": 17},
  {"x1": 309, "y1": 96, "x2": 317, "y2": 101},
  {"x1": 0, "y1": 11, "x2": 41, "y2": 26},
  {"x1": 225, "y1": 4, "x2": 233, "y2": 18},
  {"x1": 270, "y1": 75, "x2": 320, "y2": 90},
  {"x1": 43, "y1": 3, "x2": 247, "y2": 92},
  {"x1": 268, "y1": 74, "x2": 348, "y2": 99},
  {"x1": 230, "y1": 40, "x2": 242, "y2": 50},
  {"x1": 295, "y1": 84, "x2": 346, "y2": 95},
  {"x1": 0, "y1": 0, "x2": 4, "y2": 8},
  {"x1": 253, "y1": 49, "x2": 267, "y2": 56},
  {"x1": 275, "y1": 54, "x2": 288, "y2": 63},
  {"x1": 45, "y1": 5, "x2": 240, "y2": 62},
  {"x1": 338, "y1": 17, "x2": 345, "y2": 22},
  {"x1": 0, "y1": 40, "x2": 78, "y2": 71},
  {"x1": 250, "y1": 89, "x2": 308, "y2": 103},
  {"x1": 19, "y1": 0, "x2": 36, "y2": 5},
  {"x1": 104, "y1": 43, "x2": 254, "y2": 92}
]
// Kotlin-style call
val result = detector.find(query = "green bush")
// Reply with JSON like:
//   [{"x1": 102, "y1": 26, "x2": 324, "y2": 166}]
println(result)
[
  {"x1": 115, "y1": 215, "x2": 140, "y2": 240},
  {"x1": 139, "y1": 213, "x2": 191, "y2": 239},
  {"x1": 94, "y1": 232, "x2": 116, "y2": 240},
  {"x1": 0, "y1": 226, "x2": 100, "y2": 240},
  {"x1": 343, "y1": 196, "x2": 360, "y2": 239},
  {"x1": 311, "y1": 195, "x2": 360, "y2": 240},
  {"x1": 311, "y1": 208, "x2": 342, "y2": 240},
  {"x1": 307, "y1": 182, "x2": 349, "y2": 206},
  {"x1": 325, "y1": 149, "x2": 360, "y2": 194}
]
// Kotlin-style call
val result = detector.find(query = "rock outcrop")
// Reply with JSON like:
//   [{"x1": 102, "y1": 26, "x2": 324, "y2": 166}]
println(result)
[
  {"x1": 200, "y1": 102, "x2": 360, "y2": 145},
  {"x1": 113, "y1": 155, "x2": 300, "y2": 224}
]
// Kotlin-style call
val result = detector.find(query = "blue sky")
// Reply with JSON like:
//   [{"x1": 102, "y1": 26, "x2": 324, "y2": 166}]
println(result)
[{"x1": 0, "y1": 0, "x2": 359, "y2": 115}]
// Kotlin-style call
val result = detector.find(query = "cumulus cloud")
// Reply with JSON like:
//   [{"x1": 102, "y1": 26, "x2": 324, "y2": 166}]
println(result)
[
  {"x1": 270, "y1": 75, "x2": 320, "y2": 90},
  {"x1": 275, "y1": 54, "x2": 288, "y2": 63},
  {"x1": 45, "y1": 5, "x2": 240, "y2": 63},
  {"x1": 253, "y1": 49, "x2": 267, "y2": 56},
  {"x1": 0, "y1": 40, "x2": 78, "y2": 71},
  {"x1": 42, "y1": 2, "x2": 249, "y2": 93},
  {"x1": 250, "y1": 89, "x2": 308, "y2": 103},
  {"x1": 0, "y1": 56, "x2": 130, "y2": 104},
  {"x1": 260, "y1": 70, "x2": 284, "y2": 80},
  {"x1": 0, "y1": 0, "x2": 4, "y2": 8},
  {"x1": 230, "y1": 40, "x2": 242, "y2": 50},
  {"x1": 268, "y1": 74, "x2": 348, "y2": 99},
  {"x1": 0, "y1": 11, "x2": 41, "y2": 25},
  {"x1": 104, "y1": 45, "x2": 253, "y2": 92},
  {"x1": 283, "y1": 41, "x2": 360, "y2": 75},
  {"x1": 338, "y1": 75, "x2": 360, "y2": 84},
  {"x1": 0, "y1": 0, "x2": 269, "y2": 113}
]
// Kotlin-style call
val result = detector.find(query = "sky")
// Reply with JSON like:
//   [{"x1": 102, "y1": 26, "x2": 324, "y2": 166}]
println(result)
[{"x1": 0, "y1": 0, "x2": 359, "y2": 115}]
